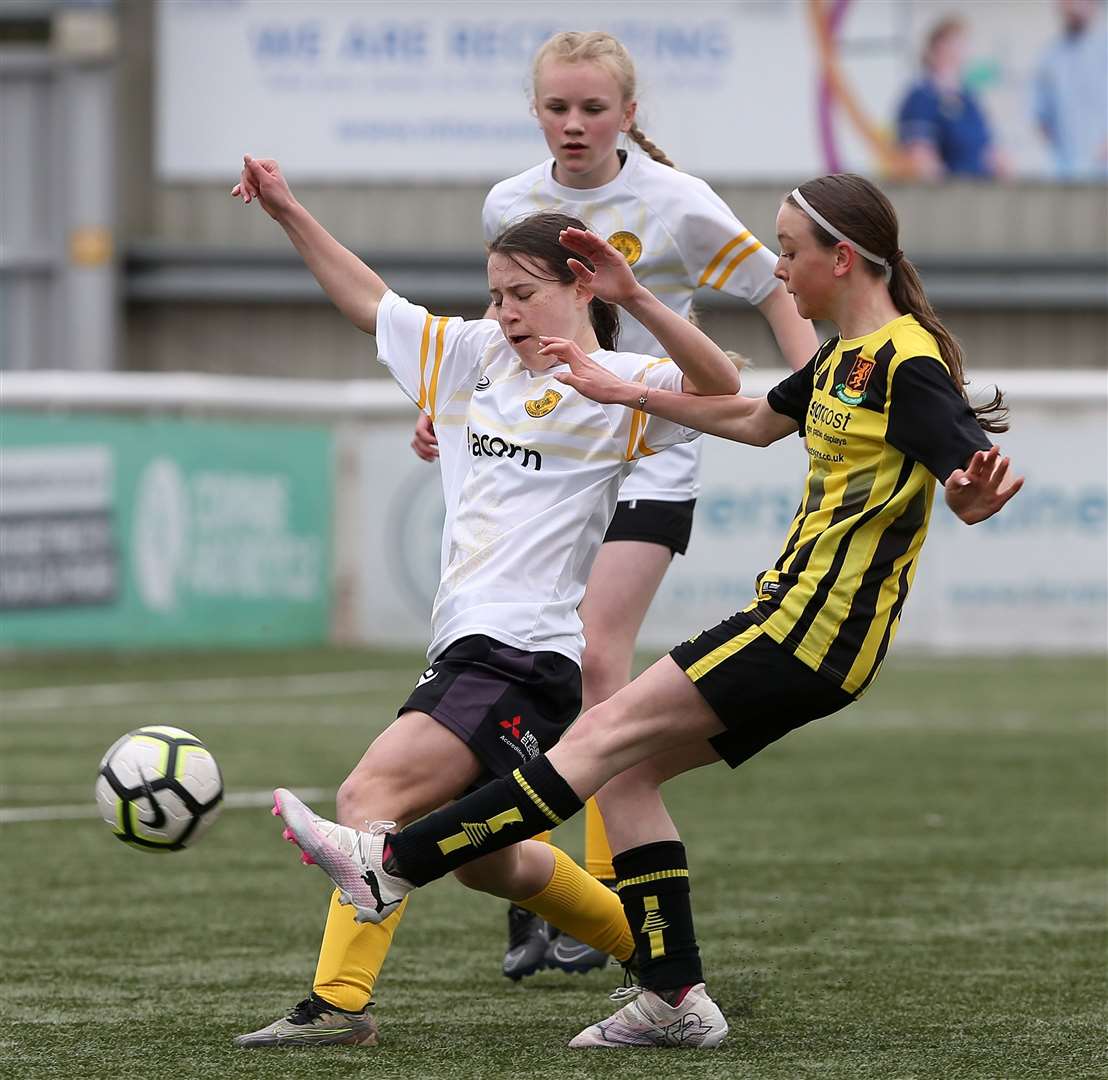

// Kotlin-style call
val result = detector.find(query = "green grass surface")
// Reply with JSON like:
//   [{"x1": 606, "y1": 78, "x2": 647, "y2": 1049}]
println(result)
[{"x1": 1, "y1": 650, "x2": 1104, "y2": 1079}]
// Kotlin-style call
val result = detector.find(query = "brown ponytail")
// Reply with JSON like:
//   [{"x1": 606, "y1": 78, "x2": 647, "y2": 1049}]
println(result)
[
  {"x1": 787, "y1": 174, "x2": 1008, "y2": 433},
  {"x1": 488, "y1": 211, "x2": 620, "y2": 351}
]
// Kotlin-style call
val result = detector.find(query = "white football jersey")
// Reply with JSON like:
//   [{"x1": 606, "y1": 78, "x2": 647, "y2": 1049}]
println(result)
[
  {"x1": 483, "y1": 150, "x2": 779, "y2": 501},
  {"x1": 376, "y1": 289, "x2": 700, "y2": 665}
]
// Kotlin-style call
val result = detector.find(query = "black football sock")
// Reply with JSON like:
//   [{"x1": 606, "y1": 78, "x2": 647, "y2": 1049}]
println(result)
[
  {"x1": 388, "y1": 755, "x2": 584, "y2": 886},
  {"x1": 613, "y1": 840, "x2": 703, "y2": 993}
]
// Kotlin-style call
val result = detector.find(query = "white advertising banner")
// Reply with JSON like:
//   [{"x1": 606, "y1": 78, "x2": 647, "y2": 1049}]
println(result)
[
  {"x1": 354, "y1": 374, "x2": 1107, "y2": 657},
  {"x1": 157, "y1": 0, "x2": 1068, "y2": 181}
]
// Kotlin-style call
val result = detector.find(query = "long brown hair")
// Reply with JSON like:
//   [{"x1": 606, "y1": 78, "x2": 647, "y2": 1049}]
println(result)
[
  {"x1": 488, "y1": 211, "x2": 620, "y2": 350},
  {"x1": 532, "y1": 31, "x2": 676, "y2": 168},
  {"x1": 787, "y1": 174, "x2": 1007, "y2": 432}
]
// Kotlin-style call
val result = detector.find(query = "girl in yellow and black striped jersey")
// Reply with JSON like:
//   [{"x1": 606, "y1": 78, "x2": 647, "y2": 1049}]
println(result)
[
  {"x1": 272, "y1": 174, "x2": 1024, "y2": 1050},
  {"x1": 411, "y1": 29, "x2": 818, "y2": 981}
]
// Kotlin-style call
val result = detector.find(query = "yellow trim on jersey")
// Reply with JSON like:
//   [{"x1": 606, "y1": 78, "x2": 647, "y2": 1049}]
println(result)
[
  {"x1": 714, "y1": 240, "x2": 764, "y2": 290},
  {"x1": 416, "y1": 314, "x2": 433, "y2": 410},
  {"x1": 426, "y1": 316, "x2": 449, "y2": 420},
  {"x1": 698, "y1": 231, "x2": 751, "y2": 286},
  {"x1": 624, "y1": 407, "x2": 647, "y2": 462},
  {"x1": 512, "y1": 769, "x2": 564, "y2": 826},
  {"x1": 683, "y1": 623, "x2": 762, "y2": 682},
  {"x1": 615, "y1": 868, "x2": 690, "y2": 891}
]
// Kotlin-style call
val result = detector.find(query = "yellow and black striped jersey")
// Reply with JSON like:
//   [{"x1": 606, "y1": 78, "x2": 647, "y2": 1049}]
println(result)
[{"x1": 752, "y1": 314, "x2": 992, "y2": 696}]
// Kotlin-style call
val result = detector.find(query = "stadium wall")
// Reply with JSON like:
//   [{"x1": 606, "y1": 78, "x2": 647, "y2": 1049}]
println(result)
[
  {"x1": 3, "y1": 370, "x2": 1104, "y2": 655},
  {"x1": 109, "y1": 0, "x2": 1107, "y2": 379}
]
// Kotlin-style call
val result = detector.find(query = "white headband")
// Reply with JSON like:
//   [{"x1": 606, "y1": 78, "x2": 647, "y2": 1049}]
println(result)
[{"x1": 790, "y1": 188, "x2": 888, "y2": 268}]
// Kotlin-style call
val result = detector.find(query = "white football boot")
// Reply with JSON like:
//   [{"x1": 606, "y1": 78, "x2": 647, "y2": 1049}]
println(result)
[
  {"x1": 272, "y1": 787, "x2": 413, "y2": 923},
  {"x1": 568, "y1": 983, "x2": 728, "y2": 1049}
]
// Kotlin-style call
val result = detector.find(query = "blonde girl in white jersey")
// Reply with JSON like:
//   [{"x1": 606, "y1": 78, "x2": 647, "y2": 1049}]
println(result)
[{"x1": 412, "y1": 31, "x2": 819, "y2": 977}]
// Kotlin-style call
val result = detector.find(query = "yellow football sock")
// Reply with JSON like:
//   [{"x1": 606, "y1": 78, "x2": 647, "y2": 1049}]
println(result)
[
  {"x1": 519, "y1": 846, "x2": 633, "y2": 962},
  {"x1": 312, "y1": 890, "x2": 409, "y2": 1012},
  {"x1": 584, "y1": 797, "x2": 615, "y2": 881},
  {"x1": 533, "y1": 830, "x2": 551, "y2": 845}
]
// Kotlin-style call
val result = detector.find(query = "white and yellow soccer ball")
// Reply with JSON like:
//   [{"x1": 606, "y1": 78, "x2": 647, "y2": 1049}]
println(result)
[{"x1": 95, "y1": 726, "x2": 223, "y2": 851}]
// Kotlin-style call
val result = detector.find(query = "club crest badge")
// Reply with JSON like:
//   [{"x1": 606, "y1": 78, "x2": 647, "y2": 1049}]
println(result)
[
  {"x1": 834, "y1": 356, "x2": 875, "y2": 406},
  {"x1": 607, "y1": 230, "x2": 643, "y2": 266},
  {"x1": 525, "y1": 389, "x2": 562, "y2": 417}
]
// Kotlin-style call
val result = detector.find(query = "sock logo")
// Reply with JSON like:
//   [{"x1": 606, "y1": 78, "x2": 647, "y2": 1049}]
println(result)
[
  {"x1": 499, "y1": 715, "x2": 522, "y2": 739},
  {"x1": 437, "y1": 807, "x2": 523, "y2": 855},
  {"x1": 642, "y1": 895, "x2": 668, "y2": 959}
]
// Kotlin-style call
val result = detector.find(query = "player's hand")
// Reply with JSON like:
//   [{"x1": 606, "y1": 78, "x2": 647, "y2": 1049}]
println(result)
[
  {"x1": 411, "y1": 413, "x2": 439, "y2": 462},
  {"x1": 559, "y1": 227, "x2": 642, "y2": 307},
  {"x1": 944, "y1": 445, "x2": 1024, "y2": 524},
  {"x1": 230, "y1": 155, "x2": 296, "y2": 221},
  {"x1": 544, "y1": 337, "x2": 635, "y2": 405}
]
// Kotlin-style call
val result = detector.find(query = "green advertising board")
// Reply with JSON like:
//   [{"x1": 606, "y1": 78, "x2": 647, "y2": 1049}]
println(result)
[{"x1": 0, "y1": 412, "x2": 333, "y2": 647}]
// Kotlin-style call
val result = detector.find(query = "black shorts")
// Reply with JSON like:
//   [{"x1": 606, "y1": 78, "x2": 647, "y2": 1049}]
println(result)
[
  {"x1": 670, "y1": 611, "x2": 854, "y2": 769},
  {"x1": 602, "y1": 498, "x2": 696, "y2": 556},
  {"x1": 399, "y1": 635, "x2": 582, "y2": 781}
]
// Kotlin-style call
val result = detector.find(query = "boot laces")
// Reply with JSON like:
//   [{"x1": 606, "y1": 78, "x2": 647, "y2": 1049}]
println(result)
[{"x1": 286, "y1": 995, "x2": 332, "y2": 1025}]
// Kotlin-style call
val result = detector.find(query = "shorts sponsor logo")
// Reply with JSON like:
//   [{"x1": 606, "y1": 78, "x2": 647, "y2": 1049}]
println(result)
[
  {"x1": 467, "y1": 426, "x2": 542, "y2": 471},
  {"x1": 607, "y1": 230, "x2": 643, "y2": 266},
  {"x1": 416, "y1": 666, "x2": 437, "y2": 687},
  {"x1": 498, "y1": 715, "x2": 540, "y2": 760},
  {"x1": 524, "y1": 390, "x2": 562, "y2": 418},
  {"x1": 474, "y1": 375, "x2": 491, "y2": 391},
  {"x1": 499, "y1": 735, "x2": 527, "y2": 762}
]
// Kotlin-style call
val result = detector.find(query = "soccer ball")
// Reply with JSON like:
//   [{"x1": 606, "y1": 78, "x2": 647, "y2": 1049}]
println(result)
[{"x1": 95, "y1": 726, "x2": 223, "y2": 851}]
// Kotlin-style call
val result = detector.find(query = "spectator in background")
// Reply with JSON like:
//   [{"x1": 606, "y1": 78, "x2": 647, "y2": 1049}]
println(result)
[
  {"x1": 1033, "y1": 0, "x2": 1108, "y2": 180},
  {"x1": 896, "y1": 17, "x2": 1010, "y2": 180}
]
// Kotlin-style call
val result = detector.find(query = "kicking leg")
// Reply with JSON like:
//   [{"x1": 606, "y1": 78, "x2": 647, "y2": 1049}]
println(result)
[{"x1": 237, "y1": 712, "x2": 482, "y2": 1048}]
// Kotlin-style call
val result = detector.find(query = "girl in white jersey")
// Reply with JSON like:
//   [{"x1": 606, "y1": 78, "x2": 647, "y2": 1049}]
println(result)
[
  {"x1": 229, "y1": 153, "x2": 740, "y2": 1048},
  {"x1": 412, "y1": 31, "x2": 819, "y2": 978}
]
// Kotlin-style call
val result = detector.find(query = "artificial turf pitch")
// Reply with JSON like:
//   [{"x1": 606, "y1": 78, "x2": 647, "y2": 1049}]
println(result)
[{"x1": 1, "y1": 649, "x2": 1104, "y2": 1080}]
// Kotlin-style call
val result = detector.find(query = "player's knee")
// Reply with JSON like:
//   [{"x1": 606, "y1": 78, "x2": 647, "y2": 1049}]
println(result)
[
  {"x1": 580, "y1": 638, "x2": 632, "y2": 707},
  {"x1": 335, "y1": 755, "x2": 422, "y2": 828},
  {"x1": 452, "y1": 854, "x2": 516, "y2": 897},
  {"x1": 594, "y1": 762, "x2": 663, "y2": 816},
  {"x1": 562, "y1": 696, "x2": 636, "y2": 759}
]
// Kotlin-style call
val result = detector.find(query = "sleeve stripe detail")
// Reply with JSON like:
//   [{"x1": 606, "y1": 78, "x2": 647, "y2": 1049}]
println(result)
[
  {"x1": 511, "y1": 769, "x2": 564, "y2": 826},
  {"x1": 698, "y1": 231, "x2": 752, "y2": 286},
  {"x1": 712, "y1": 240, "x2": 765, "y2": 290},
  {"x1": 624, "y1": 404, "x2": 647, "y2": 461},
  {"x1": 426, "y1": 316, "x2": 449, "y2": 419},
  {"x1": 615, "y1": 868, "x2": 690, "y2": 892},
  {"x1": 416, "y1": 314, "x2": 434, "y2": 410}
]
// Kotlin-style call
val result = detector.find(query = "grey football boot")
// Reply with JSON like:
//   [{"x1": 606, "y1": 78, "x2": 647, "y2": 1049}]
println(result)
[
  {"x1": 502, "y1": 904, "x2": 553, "y2": 981},
  {"x1": 233, "y1": 993, "x2": 379, "y2": 1048}
]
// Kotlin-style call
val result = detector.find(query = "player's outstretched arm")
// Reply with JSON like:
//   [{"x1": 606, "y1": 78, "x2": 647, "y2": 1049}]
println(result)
[
  {"x1": 232, "y1": 155, "x2": 387, "y2": 335},
  {"x1": 547, "y1": 341, "x2": 796, "y2": 446},
  {"x1": 944, "y1": 445, "x2": 1024, "y2": 524},
  {"x1": 559, "y1": 227, "x2": 739, "y2": 397}
]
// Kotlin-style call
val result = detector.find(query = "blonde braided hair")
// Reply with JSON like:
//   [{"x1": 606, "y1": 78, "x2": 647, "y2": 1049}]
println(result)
[{"x1": 532, "y1": 32, "x2": 676, "y2": 169}]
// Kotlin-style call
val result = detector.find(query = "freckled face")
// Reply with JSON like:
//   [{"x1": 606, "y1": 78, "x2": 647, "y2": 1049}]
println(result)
[
  {"x1": 774, "y1": 203, "x2": 838, "y2": 322},
  {"x1": 487, "y1": 253, "x2": 587, "y2": 371}
]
